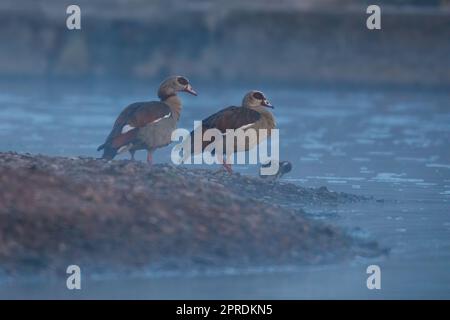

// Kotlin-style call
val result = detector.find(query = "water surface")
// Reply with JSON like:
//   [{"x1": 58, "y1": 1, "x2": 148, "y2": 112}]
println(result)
[{"x1": 0, "y1": 80, "x2": 449, "y2": 299}]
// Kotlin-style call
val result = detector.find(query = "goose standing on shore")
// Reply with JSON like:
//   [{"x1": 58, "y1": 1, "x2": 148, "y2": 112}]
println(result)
[
  {"x1": 188, "y1": 90, "x2": 275, "y2": 173},
  {"x1": 98, "y1": 76, "x2": 197, "y2": 163}
]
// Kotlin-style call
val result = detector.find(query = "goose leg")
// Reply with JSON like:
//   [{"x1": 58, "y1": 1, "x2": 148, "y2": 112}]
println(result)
[
  {"x1": 217, "y1": 153, "x2": 233, "y2": 174},
  {"x1": 130, "y1": 150, "x2": 136, "y2": 161},
  {"x1": 222, "y1": 162, "x2": 233, "y2": 174},
  {"x1": 147, "y1": 152, "x2": 153, "y2": 165}
]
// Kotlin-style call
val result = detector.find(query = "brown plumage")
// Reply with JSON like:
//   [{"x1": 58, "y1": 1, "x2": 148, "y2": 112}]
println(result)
[
  {"x1": 98, "y1": 76, "x2": 197, "y2": 163},
  {"x1": 189, "y1": 90, "x2": 275, "y2": 173}
]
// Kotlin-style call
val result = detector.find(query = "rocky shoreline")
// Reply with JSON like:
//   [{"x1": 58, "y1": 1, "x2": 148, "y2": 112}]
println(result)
[{"x1": 0, "y1": 152, "x2": 384, "y2": 277}]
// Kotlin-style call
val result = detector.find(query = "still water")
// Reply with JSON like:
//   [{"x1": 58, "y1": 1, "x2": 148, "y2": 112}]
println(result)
[{"x1": 0, "y1": 80, "x2": 449, "y2": 299}]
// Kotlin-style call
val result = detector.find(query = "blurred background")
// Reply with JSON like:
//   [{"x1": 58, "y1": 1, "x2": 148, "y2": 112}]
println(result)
[
  {"x1": 0, "y1": 0, "x2": 449, "y2": 299},
  {"x1": 0, "y1": 0, "x2": 449, "y2": 87}
]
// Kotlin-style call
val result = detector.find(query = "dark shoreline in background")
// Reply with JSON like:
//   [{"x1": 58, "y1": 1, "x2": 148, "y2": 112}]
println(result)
[
  {"x1": 2, "y1": 76, "x2": 450, "y2": 96},
  {"x1": 1, "y1": 6, "x2": 449, "y2": 88}
]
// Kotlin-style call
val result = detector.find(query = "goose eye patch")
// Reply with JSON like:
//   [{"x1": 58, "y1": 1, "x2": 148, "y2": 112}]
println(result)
[
  {"x1": 177, "y1": 77, "x2": 189, "y2": 85},
  {"x1": 253, "y1": 92, "x2": 264, "y2": 100}
]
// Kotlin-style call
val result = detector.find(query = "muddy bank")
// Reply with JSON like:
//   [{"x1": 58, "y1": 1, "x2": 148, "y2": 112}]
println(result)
[{"x1": 0, "y1": 152, "x2": 383, "y2": 277}]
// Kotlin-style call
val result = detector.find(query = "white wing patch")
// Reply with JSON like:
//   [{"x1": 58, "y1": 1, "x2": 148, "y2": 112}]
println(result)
[
  {"x1": 237, "y1": 123, "x2": 255, "y2": 130},
  {"x1": 117, "y1": 144, "x2": 132, "y2": 154},
  {"x1": 121, "y1": 124, "x2": 135, "y2": 134},
  {"x1": 121, "y1": 112, "x2": 171, "y2": 134},
  {"x1": 151, "y1": 112, "x2": 171, "y2": 124},
  {"x1": 221, "y1": 122, "x2": 255, "y2": 135}
]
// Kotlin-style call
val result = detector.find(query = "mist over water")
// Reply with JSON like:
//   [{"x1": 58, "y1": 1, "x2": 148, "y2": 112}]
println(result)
[
  {"x1": 0, "y1": 0, "x2": 449, "y2": 299},
  {"x1": 0, "y1": 79, "x2": 448, "y2": 299}
]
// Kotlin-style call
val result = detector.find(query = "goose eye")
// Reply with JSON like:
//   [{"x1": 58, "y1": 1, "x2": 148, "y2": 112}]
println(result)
[
  {"x1": 252, "y1": 92, "x2": 264, "y2": 100},
  {"x1": 177, "y1": 77, "x2": 189, "y2": 85}
]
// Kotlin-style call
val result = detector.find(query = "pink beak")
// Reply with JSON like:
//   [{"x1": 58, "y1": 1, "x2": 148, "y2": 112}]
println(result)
[
  {"x1": 183, "y1": 84, "x2": 198, "y2": 96},
  {"x1": 262, "y1": 99, "x2": 274, "y2": 109}
]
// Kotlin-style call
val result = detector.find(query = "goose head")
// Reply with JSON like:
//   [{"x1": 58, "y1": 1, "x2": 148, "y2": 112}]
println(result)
[
  {"x1": 242, "y1": 90, "x2": 273, "y2": 109},
  {"x1": 158, "y1": 75, "x2": 197, "y2": 99}
]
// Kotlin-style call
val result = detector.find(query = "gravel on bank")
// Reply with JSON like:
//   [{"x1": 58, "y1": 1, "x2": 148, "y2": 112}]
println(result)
[{"x1": 0, "y1": 152, "x2": 384, "y2": 277}]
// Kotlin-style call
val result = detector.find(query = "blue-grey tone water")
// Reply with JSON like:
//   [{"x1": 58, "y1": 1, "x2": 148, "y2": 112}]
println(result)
[{"x1": 0, "y1": 80, "x2": 449, "y2": 299}]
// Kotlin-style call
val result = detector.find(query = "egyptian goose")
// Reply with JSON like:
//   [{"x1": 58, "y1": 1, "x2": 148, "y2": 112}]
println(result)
[
  {"x1": 98, "y1": 76, "x2": 197, "y2": 163},
  {"x1": 189, "y1": 90, "x2": 275, "y2": 173}
]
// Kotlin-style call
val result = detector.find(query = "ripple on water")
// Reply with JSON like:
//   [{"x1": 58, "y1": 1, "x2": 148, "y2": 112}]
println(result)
[
  {"x1": 426, "y1": 164, "x2": 450, "y2": 169},
  {"x1": 367, "y1": 151, "x2": 394, "y2": 156},
  {"x1": 395, "y1": 156, "x2": 439, "y2": 163},
  {"x1": 371, "y1": 173, "x2": 424, "y2": 183},
  {"x1": 369, "y1": 115, "x2": 419, "y2": 126}
]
